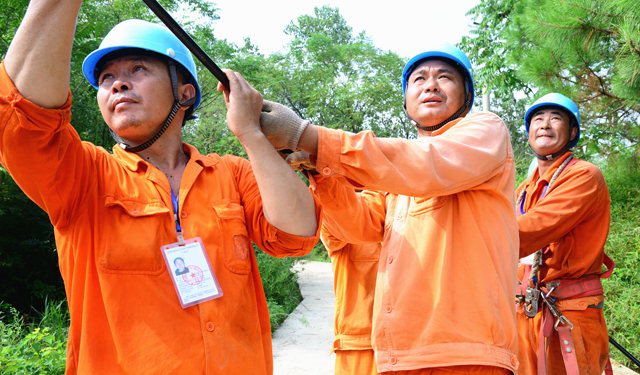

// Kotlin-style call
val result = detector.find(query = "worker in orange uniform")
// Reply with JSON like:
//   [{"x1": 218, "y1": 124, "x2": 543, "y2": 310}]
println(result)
[
  {"x1": 283, "y1": 152, "x2": 380, "y2": 374},
  {"x1": 320, "y1": 219, "x2": 381, "y2": 374},
  {"x1": 515, "y1": 93, "x2": 613, "y2": 375},
  {"x1": 0, "y1": 1, "x2": 320, "y2": 373},
  {"x1": 260, "y1": 44, "x2": 519, "y2": 374}
]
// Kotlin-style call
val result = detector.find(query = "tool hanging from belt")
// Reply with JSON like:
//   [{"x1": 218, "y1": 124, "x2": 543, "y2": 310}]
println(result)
[
  {"x1": 517, "y1": 254, "x2": 615, "y2": 375},
  {"x1": 515, "y1": 156, "x2": 616, "y2": 375}
]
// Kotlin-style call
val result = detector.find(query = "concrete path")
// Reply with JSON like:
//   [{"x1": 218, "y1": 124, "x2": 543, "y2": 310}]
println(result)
[
  {"x1": 272, "y1": 261, "x2": 336, "y2": 375},
  {"x1": 271, "y1": 261, "x2": 638, "y2": 375}
]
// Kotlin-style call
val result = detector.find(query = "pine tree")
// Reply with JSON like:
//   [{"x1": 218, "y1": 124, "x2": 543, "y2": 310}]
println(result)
[{"x1": 461, "y1": 0, "x2": 640, "y2": 157}]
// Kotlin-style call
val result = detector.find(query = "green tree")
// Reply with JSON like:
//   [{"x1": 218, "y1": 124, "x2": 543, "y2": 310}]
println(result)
[
  {"x1": 461, "y1": 0, "x2": 640, "y2": 158},
  {"x1": 261, "y1": 6, "x2": 409, "y2": 138},
  {"x1": 183, "y1": 37, "x2": 269, "y2": 157}
]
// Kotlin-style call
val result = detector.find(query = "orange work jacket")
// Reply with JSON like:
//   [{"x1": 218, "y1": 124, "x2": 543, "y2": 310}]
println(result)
[
  {"x1": 0, "y1": 62, "x2": 321, "y2": 375},
  {"x1": 310, "y1": 112, "x2": 520, "y2": 373},
  {"x1": 320, "y1": 226, "x2": 380, "y2": 353},
  {"x1": 516, "y1": 152, "x2": 611, "y2": 285}
]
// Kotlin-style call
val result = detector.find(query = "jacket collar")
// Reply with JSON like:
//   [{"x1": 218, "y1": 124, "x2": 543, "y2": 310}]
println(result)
[
  {"x1": 536, "y1": 151, "x2": 573, "y2": 183},
  {"x1": 112, "y1": 142, "x2": 219, "y2": 172},
  {"x1": 431, "y1": 117, "x2": 464, "y2": 136}
]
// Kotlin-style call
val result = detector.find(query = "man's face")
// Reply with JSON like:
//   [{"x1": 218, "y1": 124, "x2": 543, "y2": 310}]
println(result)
[
  {"x1": 405, "y1": 59, "x2": 468, "y2": 128},
  {"x1": 96, "y1": 55, "x2": 175, "y2": 144},
  {"x1": 528, "y1": 108, "x2": 577, "y2": 156},
  {"x1": 175, "y1": 259, "x2": 185, "y2": 270}
]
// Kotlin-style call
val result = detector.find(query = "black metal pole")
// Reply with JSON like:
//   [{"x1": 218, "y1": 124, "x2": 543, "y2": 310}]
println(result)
[
  {"x1": 141, "y1": 0, "x2": 230, "y2": 91},
  {"x1": 610, "y1": 336, "x2": 640, "y2": 369}
]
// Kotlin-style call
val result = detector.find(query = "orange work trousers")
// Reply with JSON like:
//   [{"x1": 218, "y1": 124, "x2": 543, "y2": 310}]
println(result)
[
  {"x1": 517, "y1": 307, "x2": 609, "y2": 375},
  {"x1": 385, "y1": 365, "x2": 512, "y2": 374},
  {"x1": 335, "y1": 349, "x2": 377, "y2": 375}
]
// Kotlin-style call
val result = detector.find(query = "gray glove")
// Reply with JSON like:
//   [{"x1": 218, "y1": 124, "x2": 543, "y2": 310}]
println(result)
[{"x1": 260, "y1": 100, "x2": 309, "y2": 150}]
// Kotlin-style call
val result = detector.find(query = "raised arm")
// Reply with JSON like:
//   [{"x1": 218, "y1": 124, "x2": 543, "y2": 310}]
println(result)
[
  {"x1": 218, "y1": 71, "x2": 317, "y2": 237},
  {"x1": 303, "y1": 113, "x2": 511, "y2": 198},
  {"x1": 311, "y1": 176, "x2": 386, "y2": 245},
  {"x1": 4, "y1": 0, "x2": 82, "y2": 108},
  {"x1": 260, "y1": 101, "x2": 512, "y2": 199}
]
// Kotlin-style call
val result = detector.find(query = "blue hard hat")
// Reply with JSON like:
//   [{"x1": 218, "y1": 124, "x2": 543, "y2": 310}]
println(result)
[
  {"x1": 82, "y1": 19, "x2": 201, "y2": 110},
  {"x1": 524, "y1": 93, "x2": 580, "y2": 148},
  {"x1": 402, "y1": 43, "x2": 474, "y2": 108}
]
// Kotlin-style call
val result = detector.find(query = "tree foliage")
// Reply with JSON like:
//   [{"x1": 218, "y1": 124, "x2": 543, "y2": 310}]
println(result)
[
  {"x1": 461, "y1": 0, "x2": 640, "y2": 158},
  {"x1": 263, "y1": 6, "x2": 408, "y2": 138},
  {"x1": 186, "y1": 6, "x2": 409, "y2": 155}
]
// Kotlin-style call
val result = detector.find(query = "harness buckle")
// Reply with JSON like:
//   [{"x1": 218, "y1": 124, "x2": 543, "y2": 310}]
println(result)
[
  {"x1": 524, "y1": 287, "x2": 541, "y2": 318},
  {"x1": 539, "y1": 289, "x2": 575, "y2": 330},
  {"x1": 554, "y1": 315, "x2": 574, "y2": 330}
]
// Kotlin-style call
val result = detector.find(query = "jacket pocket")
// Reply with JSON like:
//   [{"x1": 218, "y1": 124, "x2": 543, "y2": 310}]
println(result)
[
  {"x1": 99, "y1": 196, "x2": 171, "y2": 275},
  {"x1": 408, "y1": 196, "x2": 449, "y2": 216},
  {"x1": 348, "y1": 244, "x2": 381, "y2": 262},
  {"x1": 211, "y1": 199, "x2": 252, "y2": 275}
]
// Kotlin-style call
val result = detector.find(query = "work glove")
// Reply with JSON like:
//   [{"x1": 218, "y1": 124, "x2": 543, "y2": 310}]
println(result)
[{"x1": 260, "y1": 100, "x2": 309, "y2": 150}]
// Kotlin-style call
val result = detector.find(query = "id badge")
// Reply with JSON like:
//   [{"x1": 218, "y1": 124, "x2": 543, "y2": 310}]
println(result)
[{"x1": 161, "y1": 237, "x2": 223, "y2": 308}]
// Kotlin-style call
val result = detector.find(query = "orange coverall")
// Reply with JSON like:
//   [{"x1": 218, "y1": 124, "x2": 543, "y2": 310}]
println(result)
[
  {"x1": 310, "y1": 112, "x2": 520, "y2": 373},
  {"x1": 516, "y1": 152, "x2": 611, "y2": 375},
  {"x1": 320, "y1": 225, "x2": 380, "y2": 375},
  {"x1": 0, "y1": 63, "x2": 321, "y2": 375}
]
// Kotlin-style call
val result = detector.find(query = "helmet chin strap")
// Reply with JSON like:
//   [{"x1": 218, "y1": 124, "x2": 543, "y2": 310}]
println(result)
[{"x1": 111, "y1": 62, "x2": 196, "y2": 153}]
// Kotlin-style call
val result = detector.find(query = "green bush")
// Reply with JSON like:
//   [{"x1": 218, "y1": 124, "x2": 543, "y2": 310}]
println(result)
[
  {"x1": 601, "y1": 156, "x2": 640, "y2": 371},
  {"x1": 301, "y1": 242, "x2": 330, "y2": 263},
  {"x1": 254, "y1": 247, "x2": 304, "y2": 331},
  {"x1": 0, "y1": 301, "x2": 68, "y2": 375}
]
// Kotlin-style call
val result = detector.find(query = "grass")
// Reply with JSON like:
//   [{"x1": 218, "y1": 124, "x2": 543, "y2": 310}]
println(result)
[
  {"x1": 254, "y1": 246, "x2": 304, "y2": 331},
  {"x1": 0, "y1": 300, "x2": 68, "y2": 374},
  {"x1": 601, "y1": 156, "x2": 640, "y2": 371}
]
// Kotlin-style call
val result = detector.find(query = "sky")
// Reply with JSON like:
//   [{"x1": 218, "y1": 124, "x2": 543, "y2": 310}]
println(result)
[{"x1": 208, "y1": 0, "x2": 481, "y2": 59}]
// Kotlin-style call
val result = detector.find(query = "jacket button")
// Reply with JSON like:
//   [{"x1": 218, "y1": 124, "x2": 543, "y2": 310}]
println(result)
[
  {"x1": 131, "y1": 210, "x2": 140, "y2": 215},
  {"x1": 206, "y1": 322, "x2": 215, "y2": 332},
  {"x1": 322, "y1": 167, "x2": 331, "y2": 176},
  {"x1": 510, "y1": 355, "x2": 519, "y2": 367},
  {"x1": 385, "y1": 305, "x2": 393, "y2": 313},
  {"x1": 389, "y1": 356, "x2": 397, "y2": 365},
  {"x1": 180, "y1": 212, "x2": 188, "y2": 219}
]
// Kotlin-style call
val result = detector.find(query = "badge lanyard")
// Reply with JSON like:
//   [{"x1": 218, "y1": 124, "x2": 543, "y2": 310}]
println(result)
[
  {"x1": 161, "y1": 185, "x2": 223, "y2": 308},
  {"x1": 519, "y1": 185, "x2": 549, "y2": 216},
  {"x1": 171, "y1": 188, "x2": 185, "y2": 246}
]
